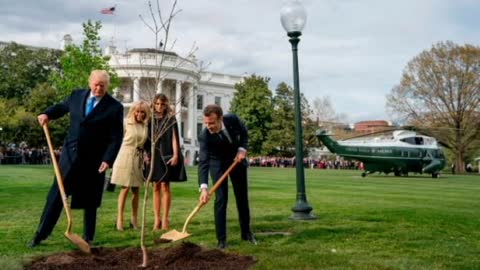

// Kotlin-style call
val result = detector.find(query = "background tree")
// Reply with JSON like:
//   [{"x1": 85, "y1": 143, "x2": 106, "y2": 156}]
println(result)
[
  {"x1": 386, "y1": 41, "x2": 480, "y2": 173},
  {"x1": 230, "y1": 75, "x2": 273, "y2": 155},
  {"x1": 311, "y1": 96, "x2": 347, "y2": 126},
  {"x1": 24, "y1": 83, "x2": 68, "y2": 147},
  {"x1": 0, "y1": 98, "x2": 18, "y2": 146},
  {"x1": 300, "y1": 94, "x2": 315, "y2": 156},
  {"x1": 0, "y1": 42, "x2": 61, "y2": 102},
  {"x1": 263, "y1": 82, "x2": 295, "y2": 156},
  {"x1": 0, "y1": 97, "x2": 42, "y2": 148},
  {"x1": 264, "y1": 82, "x2": 312, "y2": 156},
  {"x1": 0, "y1": 42, "x2": 60, "y2": 147},
  {"x1": 50, "y1": 20, "x2": 119, "y2": 100}
]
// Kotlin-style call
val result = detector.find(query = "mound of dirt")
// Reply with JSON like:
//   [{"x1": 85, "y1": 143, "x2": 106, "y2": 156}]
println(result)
[{"x1": 25, "y1": 242, "x2": 256, "y2": 270}]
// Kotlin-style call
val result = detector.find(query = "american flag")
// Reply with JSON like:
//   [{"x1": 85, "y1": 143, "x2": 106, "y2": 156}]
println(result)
[{"x1": 100, "y1": 6, "x2": 115, "y2": 15}]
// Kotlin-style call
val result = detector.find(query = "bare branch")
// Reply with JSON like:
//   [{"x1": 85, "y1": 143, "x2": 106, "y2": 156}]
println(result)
[{"x1": 138, "y1": 14, "x2": 156, "y2": 34}]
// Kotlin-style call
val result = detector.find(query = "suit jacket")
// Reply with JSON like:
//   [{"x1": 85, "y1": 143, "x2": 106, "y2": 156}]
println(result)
[
  {"x1": 198, "y1": 113, "x2": 248, "y2": 186},
  {"x1": 44, "y1": 89, "x2": 124, "y2": 208}
]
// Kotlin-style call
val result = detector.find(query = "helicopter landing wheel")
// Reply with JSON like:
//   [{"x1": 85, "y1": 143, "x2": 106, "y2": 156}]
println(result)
[
  {"x1": 432, "y1": 173, "x2": 439, "y2": 178},
  {"x1": 361, "y1": 172, "x2": 367, "y2": 177}
]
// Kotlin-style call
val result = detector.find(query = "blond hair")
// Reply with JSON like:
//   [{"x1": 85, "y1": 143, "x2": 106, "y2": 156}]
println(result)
[{"x1": 127, "y1": 101, "x2": 151, "y2": 124}]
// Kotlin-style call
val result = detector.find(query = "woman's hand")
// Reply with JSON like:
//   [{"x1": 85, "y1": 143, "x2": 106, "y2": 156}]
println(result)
[
  {"x1": 144, "y1": 154, "x2": 150, "y2": 165},
  {"x1": 166, "y1": 155, "x2": 179, "y2": 166}
]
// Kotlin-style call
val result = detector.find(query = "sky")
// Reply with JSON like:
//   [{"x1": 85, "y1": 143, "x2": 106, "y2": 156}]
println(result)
[{"x1": 1, "y1": 0, "x2": 480, "y2": 123}]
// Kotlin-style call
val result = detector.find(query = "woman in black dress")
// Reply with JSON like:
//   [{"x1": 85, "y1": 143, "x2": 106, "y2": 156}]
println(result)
[{"x1": 145, "y1": 93, "x2": 186, "y2": 230}]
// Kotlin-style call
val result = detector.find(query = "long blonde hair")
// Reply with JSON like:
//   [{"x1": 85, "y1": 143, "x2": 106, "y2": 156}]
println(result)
[{"x1": 127, "y1": 101, "x2": 151, "y2": 124}]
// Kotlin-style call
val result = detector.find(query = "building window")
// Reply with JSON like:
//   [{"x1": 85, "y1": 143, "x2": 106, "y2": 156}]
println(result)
[
  {"x1": 197, "y1": 123, "x2": 203, "y2": 138},
  {"x1": 197, "y1": 95, "x2": 203, "y2": 110},
  {"x1": 214, "y1": 96, "x2": 221, "y2": 106}
]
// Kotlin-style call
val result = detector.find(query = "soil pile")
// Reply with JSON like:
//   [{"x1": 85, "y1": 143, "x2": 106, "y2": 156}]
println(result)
[{"x1": 26, "y1": 242, "x2": 256, "y2": 270}]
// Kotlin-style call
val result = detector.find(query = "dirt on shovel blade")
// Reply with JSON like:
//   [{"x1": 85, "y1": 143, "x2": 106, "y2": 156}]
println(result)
[{"x1": 25, "y1": 242, "x2": 256, "y2": 270}]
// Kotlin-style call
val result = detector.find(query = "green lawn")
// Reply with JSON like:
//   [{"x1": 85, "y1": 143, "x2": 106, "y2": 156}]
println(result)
[{"x1": 0, "y1": 165, "x2": 479, "y2": 270}]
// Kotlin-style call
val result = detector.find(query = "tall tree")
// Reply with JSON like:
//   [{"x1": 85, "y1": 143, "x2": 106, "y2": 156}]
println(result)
[
  {"x1": 0, "y1": 42, "x2": 61, "y2": 102},
  {"x1": 264, "y1": 82, "x2": 295, "y2": 156},
  {"x1": 264, "y1": 82, "x2": 312, "y2": 156},
  {"x1": 230, "y1": 75, "x2": 273, "y2": 155},
  {"x1": 386, "y1": 41, "x2": 480, "y2": 173},
  {"x1": 50, "y1": 20, "x2": 118, "y2": 100}
]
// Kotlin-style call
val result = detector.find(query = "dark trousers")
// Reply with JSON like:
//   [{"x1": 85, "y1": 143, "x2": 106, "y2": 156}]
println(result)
[
  {"x1": 34, "y1": 181, "x2": 97, "y2": 242},
  {"x1": 210, "y1": 161, "x2": 251, "y2": 241}
]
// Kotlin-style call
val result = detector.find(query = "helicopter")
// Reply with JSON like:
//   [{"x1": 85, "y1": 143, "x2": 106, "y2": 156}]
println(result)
[{"x1": 316, "y1": 129, "x2": 446, "y2": 178}]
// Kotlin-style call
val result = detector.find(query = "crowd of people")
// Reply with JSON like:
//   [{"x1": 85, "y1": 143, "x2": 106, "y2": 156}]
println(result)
[
  {"x1": 248, "y1": 156, "x2": 364, "y2": 170},
  {"x1": 0, "y1": 146, "x2": 60, "y2": 165}
]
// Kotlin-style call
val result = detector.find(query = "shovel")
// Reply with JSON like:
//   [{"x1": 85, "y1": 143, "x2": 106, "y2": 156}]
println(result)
[
  {"x1": 42, "y1": 124, "x2": 91, "y2": 253},
  {"x1": 158, "y1": 159, "x2": 240, "y2": 243}
]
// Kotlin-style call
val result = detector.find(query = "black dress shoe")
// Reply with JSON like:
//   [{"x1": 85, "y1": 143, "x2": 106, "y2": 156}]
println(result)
[
  {"x1": 241, "y1": 233, "x2": 257, "y2": 245},
  {"x1": 217, "y1": 240, "x2": 227, "y2": 249},
  {"x1": 28, "y1": 237, "x2": 41, "y2": 248}
]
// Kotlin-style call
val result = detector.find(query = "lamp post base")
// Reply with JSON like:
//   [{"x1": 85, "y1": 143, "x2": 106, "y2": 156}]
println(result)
[{"x1": 289, "y1": 201, "x2": 316, "y2": 220}]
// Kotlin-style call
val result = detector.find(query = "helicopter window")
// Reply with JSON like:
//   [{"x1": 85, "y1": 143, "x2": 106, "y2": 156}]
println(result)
[
  {"x1": 415, "y1": 137, "x2": 424, "y2": 145},
  {"x1": 400, "y1": 137, "x2": 424, "y2": 145},
  {"x1": 400, "y1": 137, "x2": 415, "y2": 144}
]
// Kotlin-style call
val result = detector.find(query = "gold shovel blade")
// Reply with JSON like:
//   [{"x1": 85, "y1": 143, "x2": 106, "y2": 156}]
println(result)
[
  {"x1": 158, "y1": 229, "x2": 191, "y2": 243},
  {"x1": 65, "y1": 232, "x2": 91, "y2": 253}
]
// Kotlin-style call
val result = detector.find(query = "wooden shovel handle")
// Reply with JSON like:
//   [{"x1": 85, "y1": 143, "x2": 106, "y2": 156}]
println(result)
[
  {"x1": 207, "y1": 159, "x2": 241, "y2": 196},
  {"x1": 42, "y1": 124, "x2": 74, "y2": 229}
]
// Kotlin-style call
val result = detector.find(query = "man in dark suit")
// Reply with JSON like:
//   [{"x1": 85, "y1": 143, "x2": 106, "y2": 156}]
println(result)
[
  {"x1": 198, "y1": 104, "x2": 256, "y2": 249},
  {"x1": 29, "y1": 70, "x2": 124, "y2": 247}
]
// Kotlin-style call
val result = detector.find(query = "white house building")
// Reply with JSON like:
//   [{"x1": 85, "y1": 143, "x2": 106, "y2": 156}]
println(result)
[{"x1": 104, "y1": 45, "x2": 243, "y2": 165}]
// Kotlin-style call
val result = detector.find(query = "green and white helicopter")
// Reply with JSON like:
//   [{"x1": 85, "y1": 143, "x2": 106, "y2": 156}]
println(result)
[{"x1": 316, "y1": 129, "x2": 446, "y2": 178}]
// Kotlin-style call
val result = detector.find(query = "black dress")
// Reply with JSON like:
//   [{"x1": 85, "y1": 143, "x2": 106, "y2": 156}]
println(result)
[{"x1": 145, "y1": 115, "x2": 187, "y2": 182}]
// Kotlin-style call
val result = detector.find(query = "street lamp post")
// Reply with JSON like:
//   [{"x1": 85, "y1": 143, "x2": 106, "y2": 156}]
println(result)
[{"x1": 281, "y1": 0, "x2": 315, "y2": 220}]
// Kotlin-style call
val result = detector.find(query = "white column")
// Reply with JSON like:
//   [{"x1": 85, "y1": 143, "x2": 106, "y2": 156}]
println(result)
[
  {"x1": 133, "y1": 77, "x2": 140, "y2": 102},
  {"x1": 188, "y1": 84, "x2": 196, "y2": 142},
  {"x1": 175, "y1": 80, "x2": 182, "y2": 143},
  {"x1": 156, "y1": 79, "x2": 163, "y2": 94}
]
